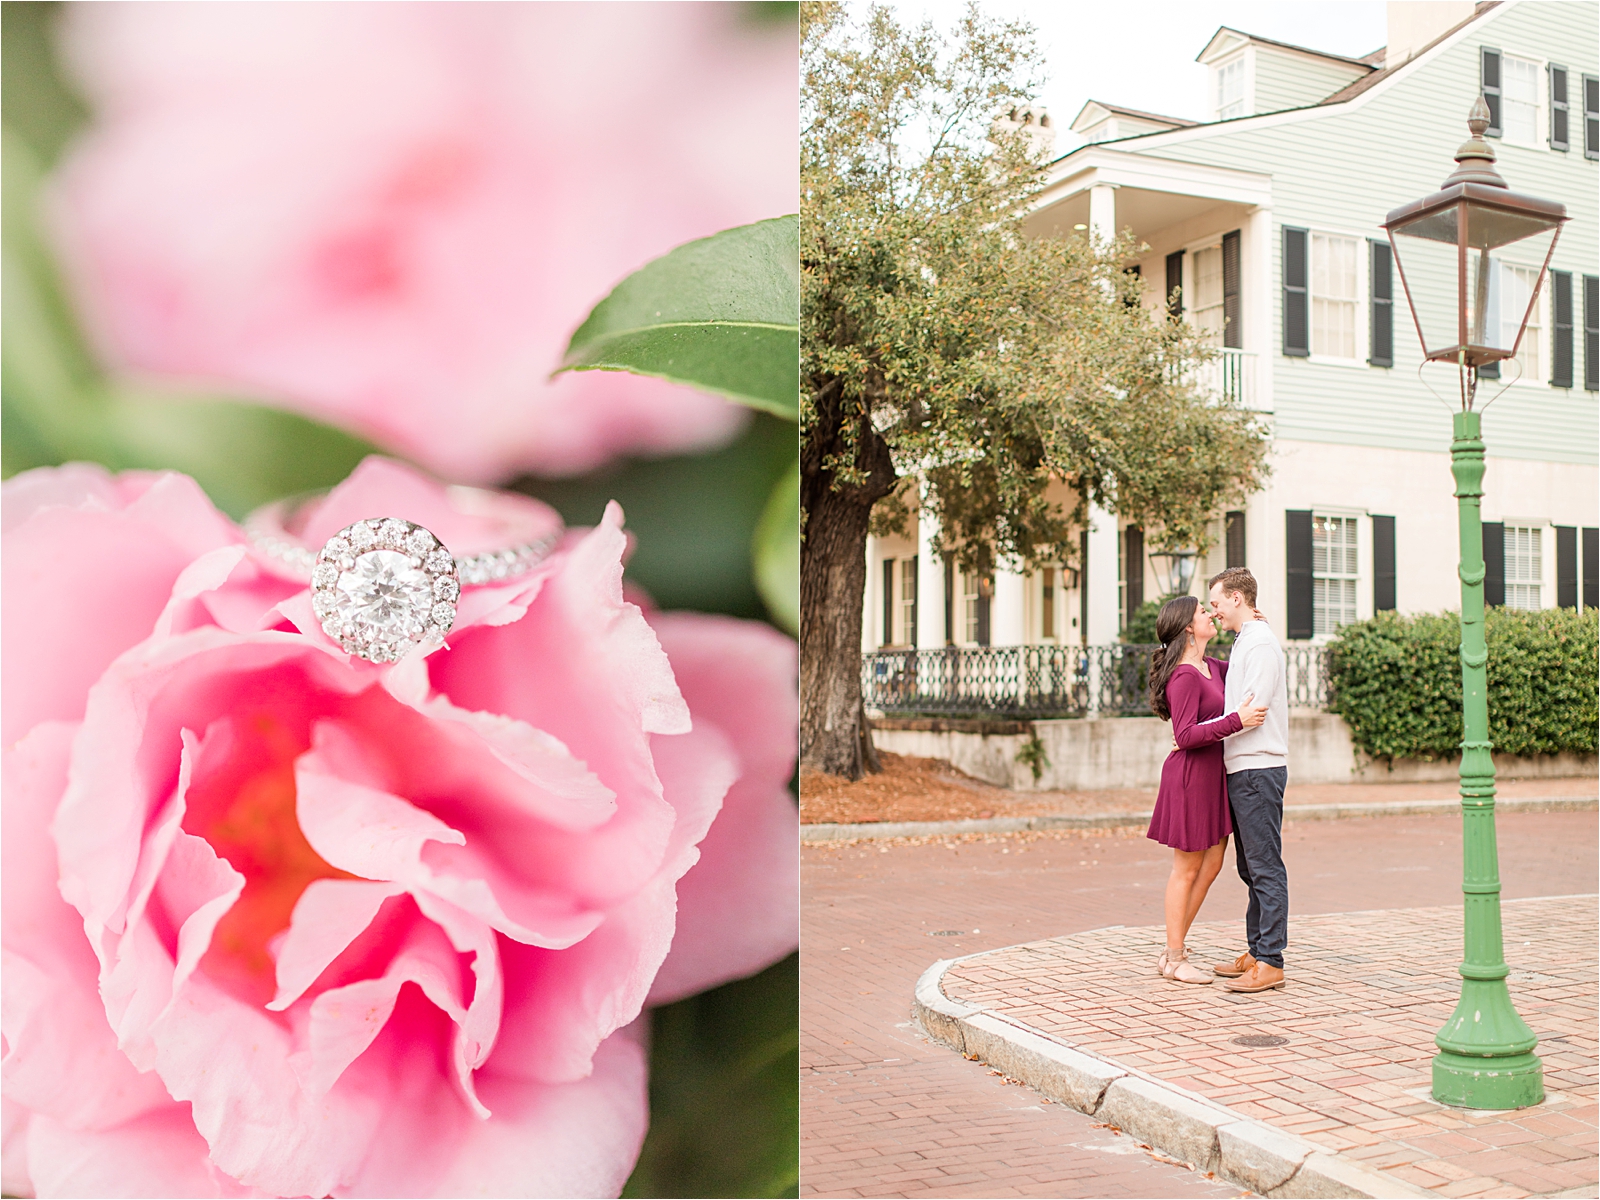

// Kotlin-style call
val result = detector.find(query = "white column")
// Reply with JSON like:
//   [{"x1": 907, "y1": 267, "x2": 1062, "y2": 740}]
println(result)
[
  {"x1": 916, "y1": 496, "x2": 945, "y2": 649},
  {"x1": 1085, "y1": 503, "x2": 1120, "y2": 645},
  {"x1": 992, "y1": 565, "x2": 1026, "y2": 647},
  {"x1": 1089, "y1": 183, "x2": 1117, "y2": 246},
  {"x1": 862, "y1": 533, "x2": 879, "y2": 652},
  {"x1": 1246, "y1": 204, "x2": 1274, "y2": 413}
]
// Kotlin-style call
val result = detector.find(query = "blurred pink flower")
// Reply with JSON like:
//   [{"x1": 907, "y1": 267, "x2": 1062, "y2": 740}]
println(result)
[
  {"x1": 47, "y1": 3, "x2": 798, "y2": 483},
  {"x1": 1, "y1": 458, "x2": 797, "y2": 1197}
]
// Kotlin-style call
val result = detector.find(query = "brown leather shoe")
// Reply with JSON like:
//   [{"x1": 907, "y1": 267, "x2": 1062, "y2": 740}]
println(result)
[
  {"x1": 1212, "y1": 951, "x2": 1256, "y2": 978},
  {"x1": 1224, "y1": 962, "x2": 1285, "y2": 993}
]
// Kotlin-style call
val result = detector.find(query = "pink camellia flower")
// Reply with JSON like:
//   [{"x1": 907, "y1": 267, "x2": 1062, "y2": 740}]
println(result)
[
  {"x1": 47, "y1": 3, "x2": 798, "y2": 482},
  {"x1": 1, "y1": 458, "x2": 798, "y2": 1198}
]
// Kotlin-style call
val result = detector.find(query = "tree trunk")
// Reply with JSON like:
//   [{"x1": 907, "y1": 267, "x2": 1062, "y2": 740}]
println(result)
[{"x1": 800, "y1": 388, "x2": 897, "y2": 779}]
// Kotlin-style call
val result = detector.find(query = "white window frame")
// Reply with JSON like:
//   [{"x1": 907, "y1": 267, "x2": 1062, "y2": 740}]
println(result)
[
  {"x1": 1497, "y1": 259, "x2": 1551, "y2": 388},
  {"x1": 1499, "y1": 52, "x2": 1545, "y2": 149},
  {"x1": 1306, "y1": 228, "x2": 1367, "y2": 367},
  {"x1": 899, "y1": 557, "x2": 917, "y2": 646},
  {"x1": 1311, "y1": 511, "x2": 1361, "y2": 639},
  {"x1": 1212, "y1": 50, "x2": 1251, "y2": 121},
  {"x1": 959, "y1": 570, "x2": 982, "y2": 647},
  {"x1": 1502, "y1": 523, "x2": 1546, "y2": 611}
]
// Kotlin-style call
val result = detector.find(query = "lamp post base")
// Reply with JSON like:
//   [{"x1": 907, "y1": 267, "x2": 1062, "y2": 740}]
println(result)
[{"x1": 1433, "y1": 1051, "x2": 1544, "y2": 1110}]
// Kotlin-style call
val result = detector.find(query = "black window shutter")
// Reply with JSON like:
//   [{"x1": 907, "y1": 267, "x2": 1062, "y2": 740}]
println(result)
[
  {"x1": 944, "y1": 558, "x2": 954, "y2": 645},
  {"x1": 1584, "y1": 527, "x2": 1599, "y2": 609},
  {"x1": 1166, "y1": 250, "x2": 1185, "y2": 319},
  {"x1": 1555, "y1": 526, "x2": 1578, "y2": 608},
  {"x1": 908, "y1": 554, "x2": 918, "y2": 642},
  {"x1": 1372, "y1": 515, "x2": 1396, "y2": 612},
  {"x1": 1222, "y1": 230, "x2": 1242, "y2": 349},
  {"x1": 977, "y1": 580, "x2": 991, "y2": 647},
  {"x1": 1282, "y1": 227, "x2": 1309, "y2": 357},
  {"x1": 1585, "y1": 74, "x2": 1599, "y2": 160},
  {"x1": 1585, "y1": 275, "x2": 1599, "y2": 391},
  {"x1": 1552, "y1": 271, "x2": 1574, "y2": 388},
  {"x1": 1550, "y1": 65, "x2": 1570, "y2": 150},
  {"x1": 1482, "y1": 522, "x2": 1505, "y2": 607},
  {"x1": 1482, "y1": 49, "x2": 1502, "y2": 136},
  {"x1": 1225, "y1": 510, "x2": 1246, "y2": 568},
  {"x1": 1286, "y1": 510, "x2": 1313, "y2": 639},
  {"x1": 882, "y1": 558, "x2": 895, "y2": 645},
  {"x1": 1125, "y1": 526, "x2": 1144, "y2": 620},
  {"x1": 1369, "y1": 240, "x2": 1394, "y2": 367}
]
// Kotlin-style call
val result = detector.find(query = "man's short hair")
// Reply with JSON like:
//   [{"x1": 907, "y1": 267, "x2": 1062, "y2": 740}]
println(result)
[{"x1": 1208, "y1": 566, "x2": 1257, "y2": 607}]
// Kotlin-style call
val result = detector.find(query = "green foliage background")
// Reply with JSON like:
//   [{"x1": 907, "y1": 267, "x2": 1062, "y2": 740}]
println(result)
[
  {"x1": 1327, "y1": 608, "x2": 1600, "y2": 761},
  {"x1": 2, "y1": 4, "x2": 797, "y2": 1195}
]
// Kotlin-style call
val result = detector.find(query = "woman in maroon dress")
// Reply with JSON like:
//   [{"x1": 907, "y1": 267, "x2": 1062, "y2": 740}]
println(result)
[{"x1": 1146, "y1": 595, "x2": 1265, "y2": 984}]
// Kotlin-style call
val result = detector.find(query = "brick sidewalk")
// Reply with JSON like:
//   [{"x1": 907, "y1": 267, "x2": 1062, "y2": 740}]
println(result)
[{"x1": 940, "y1": 896, "x2": 1598, "y2": 1198}]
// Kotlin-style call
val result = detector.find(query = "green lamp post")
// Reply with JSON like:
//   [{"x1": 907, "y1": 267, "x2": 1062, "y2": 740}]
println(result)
[{"x1": 1382, "y1": 98, "x2": 1566, "y2": 1110}]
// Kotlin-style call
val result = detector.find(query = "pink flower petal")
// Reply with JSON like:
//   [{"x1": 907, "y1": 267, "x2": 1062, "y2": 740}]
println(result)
[
  {"x1": 267, "y1": 878, "x2": 406, "y2": 1012},
  {"x1": 1, "y1": 722, "x2": 172, "y2": 1130},
  {"x1": 345, "y1": 1023, "x2": 649, "y2": 1199},
  {"x1": 26, "y1": 1103, "x2": 262, "y2": 1199},
  {"x1": 296, "y1": 722, "x2": 601, "y2": 949},
  {"x1": 1, "y1": 469, "x2": 235, "y2": 745},
  {"x1": 649, "y1": 614, "x2": 798, "y2": 1003}
]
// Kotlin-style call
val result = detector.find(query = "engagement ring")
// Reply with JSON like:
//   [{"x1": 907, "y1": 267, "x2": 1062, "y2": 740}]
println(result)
[{"x1": 246, "y1": 499, "x2": 560, "y2": 664}]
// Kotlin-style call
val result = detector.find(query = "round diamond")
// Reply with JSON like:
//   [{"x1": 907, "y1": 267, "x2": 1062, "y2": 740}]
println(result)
[
  {"x1": 323, "y1": 537, "x2": 350, "y2": 561},
  {"x1": 431, "y1": 601, "x2": 456, "y2": 629},
  {"x1": 434, "y1": 576, "x2": 459, "y2": 602},
  {"x1": 348, "y1": 523, "x2": 376, "y2": 551},
  {"x1": 379, "y1": 519, "x2": 409, "y2": 548},
  {"x1": 407, "y1": 528, "x2": 436, "y2": 556},
  {"x1": 427, "y1": 549, "x2": 453, "y2": 574},
  {"x1": 312, "y1": 561, "x2": 338, "y2": 588},
  {"x1": 322, "y1": 548, "x2": 436, "y2": 650}
]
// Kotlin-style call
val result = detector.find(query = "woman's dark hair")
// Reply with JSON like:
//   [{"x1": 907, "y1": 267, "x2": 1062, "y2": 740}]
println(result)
[{"x1": 1147, "y1": 595, "x2": 1200, "y2": 721}]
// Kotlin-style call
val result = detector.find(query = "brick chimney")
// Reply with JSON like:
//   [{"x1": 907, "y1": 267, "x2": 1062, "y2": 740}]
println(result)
[{"x1": 991, "y1": 102, "x2": 1056, "y2": 162}]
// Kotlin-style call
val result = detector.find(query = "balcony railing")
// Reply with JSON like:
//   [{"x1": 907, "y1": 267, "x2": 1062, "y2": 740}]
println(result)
[
  {"x1": 1193, "y1": 347, "x2": 1260, "y2": 410},
  {"x1": 862, "y1": 642, "x2": 1332, "y2": 719}
]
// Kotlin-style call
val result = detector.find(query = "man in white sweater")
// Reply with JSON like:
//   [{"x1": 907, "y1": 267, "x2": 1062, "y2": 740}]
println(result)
[{"x1": 1207, "y1": 568, "x2": 1289, "y2": 993}]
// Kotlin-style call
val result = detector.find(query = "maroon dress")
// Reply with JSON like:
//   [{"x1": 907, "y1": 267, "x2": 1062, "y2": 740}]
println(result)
[{"x1": 1146, "y1": 658, "x2": 1241, "y2": 852}]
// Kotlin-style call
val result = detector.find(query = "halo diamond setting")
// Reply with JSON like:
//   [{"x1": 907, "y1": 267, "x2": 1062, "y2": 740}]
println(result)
[{"x1": 311, "y1": 519, "x2": 458, "y2": 663}]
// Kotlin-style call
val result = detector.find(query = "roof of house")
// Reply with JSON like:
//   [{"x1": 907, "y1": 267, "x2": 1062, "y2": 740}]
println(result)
[
  {"x1": 1070, "y1": 100, "x2": 1198, "y2": 131},
  {"x1": 1195, "y1": 25, "x2": 1380, "y2": 70},
  {"x1": 1068, "y1": 1, "x2": 1502, "y2": 154},
  {"x1": 1321, "y1": 2, "x2": 1500, "y2": 105}
]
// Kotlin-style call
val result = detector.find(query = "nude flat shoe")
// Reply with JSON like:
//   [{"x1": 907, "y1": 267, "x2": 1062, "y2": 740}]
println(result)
[
  {"x1": 1157, "y1": 947, "x2": 1171, "y2": 976},
  {"x1": 1168, "y1": 955, "x2": 1213, "y2": 985}
]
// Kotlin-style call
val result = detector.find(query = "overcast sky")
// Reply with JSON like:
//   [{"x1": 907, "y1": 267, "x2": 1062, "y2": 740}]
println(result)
[{"x1": 885, "y1": 2, "x2": 1388, "y2": 153}]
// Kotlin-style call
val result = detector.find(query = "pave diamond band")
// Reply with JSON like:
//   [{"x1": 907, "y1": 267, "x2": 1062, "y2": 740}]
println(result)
[{"x1": 245, "y1": 503, "x2": 560, "y2": 664}]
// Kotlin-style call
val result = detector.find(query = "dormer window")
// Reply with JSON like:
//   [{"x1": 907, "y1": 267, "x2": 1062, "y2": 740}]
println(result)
[{"x1": 1215, "y1": 57, "x2": 1247, "y2": 119}]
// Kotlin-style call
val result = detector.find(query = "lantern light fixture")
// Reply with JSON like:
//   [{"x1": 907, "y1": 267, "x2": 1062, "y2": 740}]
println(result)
[{"x1": 1382, "y1": 97, "x2": 1567, "y2": 406}]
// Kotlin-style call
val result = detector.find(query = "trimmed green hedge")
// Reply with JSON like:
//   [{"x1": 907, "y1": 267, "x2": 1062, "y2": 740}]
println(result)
[{"x1": 1327, "y1": 607, "x2": 1599, "y2": 761}]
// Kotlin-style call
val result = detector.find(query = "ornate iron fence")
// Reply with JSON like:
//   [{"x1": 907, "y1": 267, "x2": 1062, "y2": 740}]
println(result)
[{"x1": 862, "y1": 642, "x2": 1332, "y2": 718}]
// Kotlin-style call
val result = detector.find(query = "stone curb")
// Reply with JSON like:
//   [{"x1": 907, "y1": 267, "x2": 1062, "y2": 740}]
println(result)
[
  {"x1": 803, "y1": 795, "x2": 1595, "y2": 842},
  {"x1": 912, "y1": 959, "x2": 1439, "y2": 1199}
]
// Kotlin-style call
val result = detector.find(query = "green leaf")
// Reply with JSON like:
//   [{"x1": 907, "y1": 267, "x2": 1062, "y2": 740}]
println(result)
[
  {"x1": 753, "y1": 458, "x2": 799, "y2": 633},
  {"x1": 558, "y1": 215, "x2": 799, "y2": 421},
  {"x1": 514, "y1": 412, "x2": 794, "y2": 622},
  {"x1": 623, "y1": 954, "x2": 798, "y2": 1198}
]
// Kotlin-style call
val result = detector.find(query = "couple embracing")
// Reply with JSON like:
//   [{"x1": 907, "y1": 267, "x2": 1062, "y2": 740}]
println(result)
[{"x1": 1145, "y1": 567, "x2": 1289, "y2": 993}]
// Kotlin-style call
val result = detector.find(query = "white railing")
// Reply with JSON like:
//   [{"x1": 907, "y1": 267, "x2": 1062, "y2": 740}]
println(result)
[{"x1": 1194, "y1": 347, "x2": 1260, "y2": 410}]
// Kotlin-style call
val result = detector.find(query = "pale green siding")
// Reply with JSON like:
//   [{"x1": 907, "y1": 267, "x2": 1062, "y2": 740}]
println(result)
[
  {"x1": 1252, "y1": 46, "x2": 1369, "y2": 114},
  {"x1": 1139, "y1": 1, "x2": 1598, "y2": 466}
]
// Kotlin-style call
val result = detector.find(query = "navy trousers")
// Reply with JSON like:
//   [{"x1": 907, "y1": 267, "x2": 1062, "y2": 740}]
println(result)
[{"x1": 1226, "y1": 766, "x2": 1288, "y2": 969}]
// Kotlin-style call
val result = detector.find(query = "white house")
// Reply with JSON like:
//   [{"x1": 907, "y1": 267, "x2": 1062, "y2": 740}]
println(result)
[{"x1": 864, "y1": 0, "x2": 1597, "y2": 668}]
